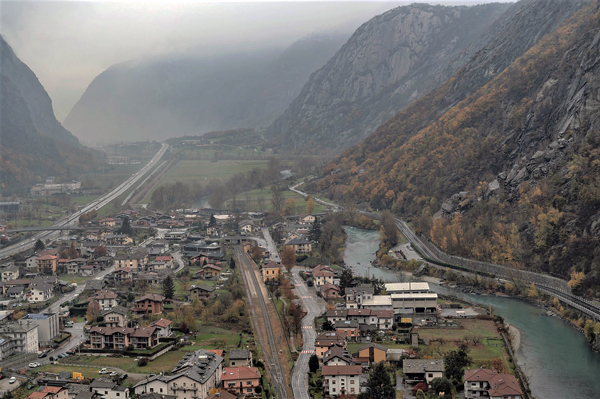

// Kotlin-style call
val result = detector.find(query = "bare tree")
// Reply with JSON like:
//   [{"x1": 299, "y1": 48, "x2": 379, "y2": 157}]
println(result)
[{"x1": 281, "y1": 246, "x2": 296, "y2": 273}]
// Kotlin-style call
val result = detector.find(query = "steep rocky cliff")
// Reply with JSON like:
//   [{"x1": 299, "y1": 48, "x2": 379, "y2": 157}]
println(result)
[
  {"x1": 0, "y1": 36, "x2": 94, "y2": 195},
  {"x1": 64, "y1": 34, "x2": 348, "y2": 144},
  {"x1": 266, "y1": 2, "x2": 511, "y2": 153},
  {"x1": 313, "y1": 0, "x2": 600, "y2": 292},
  {"x1": 0, "y1": 36, "x2": 82, "y2": 147}
]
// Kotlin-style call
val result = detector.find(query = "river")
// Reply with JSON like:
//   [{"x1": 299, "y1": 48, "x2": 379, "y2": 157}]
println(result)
[{"x1": 343, "y1": 226, "x2": 600, "y2": 399}]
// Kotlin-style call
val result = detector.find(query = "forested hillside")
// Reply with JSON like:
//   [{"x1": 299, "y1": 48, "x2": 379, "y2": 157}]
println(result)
[
  {"x1": 312, "y1": 0, "x2": 600, "y2": 295},
  {"x1": 0, "y1": 36, "x2": 95, "y2": 195}
]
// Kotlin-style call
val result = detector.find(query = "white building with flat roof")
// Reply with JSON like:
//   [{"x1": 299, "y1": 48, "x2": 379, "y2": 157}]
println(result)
[{"x1": 385, "y1": 282, "x2": 430, "y2": 294}]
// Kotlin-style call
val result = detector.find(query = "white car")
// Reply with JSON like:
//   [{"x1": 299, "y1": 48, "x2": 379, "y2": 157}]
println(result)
[
  {"x1": 99, "y1": 368, "x2": 108, "y2": 374},
  {"x1": 9, "y1": 377, "x2": 16, "y2": 384},
  {"x1": 28, "y1": 362, "x2": 38, "y2": 368},
  {"x1": 110, "y1": 371, "x2": 118, "y2": 377}
]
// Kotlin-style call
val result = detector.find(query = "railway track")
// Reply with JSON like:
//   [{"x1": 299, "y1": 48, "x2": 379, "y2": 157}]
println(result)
[{"x1": 235, "y1": 247, "x2": 289, "y2": 399}]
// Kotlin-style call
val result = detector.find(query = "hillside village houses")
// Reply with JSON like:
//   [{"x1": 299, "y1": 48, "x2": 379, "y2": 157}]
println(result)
[{"x1": 134, "y1": 349, "x2": 224, "y2": 399}]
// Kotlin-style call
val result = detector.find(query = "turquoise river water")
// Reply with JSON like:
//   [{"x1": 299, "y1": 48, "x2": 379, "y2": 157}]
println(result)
[{"x1": 343, "y1": 226, "x2": 600, "y2": 399}]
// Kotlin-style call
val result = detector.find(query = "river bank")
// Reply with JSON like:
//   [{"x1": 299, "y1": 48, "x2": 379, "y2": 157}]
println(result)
[{"x1": 343, "y1": 225, "x2": 600, "y2": 399}]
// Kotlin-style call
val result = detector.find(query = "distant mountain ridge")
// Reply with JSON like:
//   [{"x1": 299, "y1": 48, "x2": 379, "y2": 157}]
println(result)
[
  {"x1": 0, "y1": 36, "x2": 94, "y2": 195},
  {"x1": 265, "y1": 2, "x2": 512, "y2": 153},
  {"x1": 64, "y1": 34, "x2": 349, "y2": 144}
]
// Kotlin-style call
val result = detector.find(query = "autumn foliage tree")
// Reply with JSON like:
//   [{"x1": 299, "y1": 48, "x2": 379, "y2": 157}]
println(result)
[
  {"x1": 86, "y1": 301, "x2": 101, "y2": 323},
  {"x1": 281, "y1": 246, "x2": 296, "y2": 273}
]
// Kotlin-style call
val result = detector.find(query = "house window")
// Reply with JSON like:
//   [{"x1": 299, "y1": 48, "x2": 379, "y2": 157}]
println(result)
[
  {"x1": 117, "y1": 394, "x2": 120, "y2": 397},
  {"x1": 247, "y1": 389, "x2": 252, "y2": 393},
  {"x1": 160, "y1": 389, "x2": 163, "y2": 393},
  {"x1": 428, "y1": 373, "x2": 433, "y2": 378},
  {"x1": 149, "y1": 389, "x2": 154, "y2": 393}
]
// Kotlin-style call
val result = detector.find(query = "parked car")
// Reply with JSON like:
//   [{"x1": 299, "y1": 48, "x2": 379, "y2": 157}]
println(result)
[
  {"x1": 48, "y1": 356, "x2": 55, "y2": 361},
  {"x1": 119, "y1": 374, "x2": 128, "y2": 381},
  {"x1": 28, "y1": 363, "x2": 38, "y2": 368},
  {"x1": 9, "y1": 377, "x2": 16, "y2": 384},
  {"x1": 38, "y1": 350, "x2": 48, "y2": 358},
  {"x1": 99, "y1": 368, "x2": 108, "y2": 374},
  {"x1": 110, "y1": 371, "x2": 118, "y2": 377}
]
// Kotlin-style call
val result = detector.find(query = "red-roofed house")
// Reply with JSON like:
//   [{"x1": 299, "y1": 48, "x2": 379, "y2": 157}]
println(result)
[
  {"x1": 41, "y1": 386, "x2": 68, "y2": 399},
  {"x1": 321, "y1": 283, "x2": 341, "y2": 299},
  {"x1": 322, "y1": 365, "x2": 362, "y2": 396},
  {"x1": 464, "y1": 369, "x2": 523, "y2": 399},
  {"x1": 221, "y1": 366, "x2": 261, "y2": 395},
  {"x1": 313, "y1": 265, "x2": 334, "y2": 287},
  {"x1": 149, "y1": 318, "x2": 172, "y2": 338},
  {"x1": 198, "y1": 264, "x2": 221, "y2": 279}
]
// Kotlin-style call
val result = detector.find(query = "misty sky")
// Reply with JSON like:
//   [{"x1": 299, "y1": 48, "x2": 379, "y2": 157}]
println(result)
[{"x1": 0, "y1": 1, "x2": 512, "y2": 122}]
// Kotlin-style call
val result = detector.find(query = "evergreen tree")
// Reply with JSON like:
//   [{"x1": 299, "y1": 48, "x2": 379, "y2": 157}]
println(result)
[
  {"x1": 309, "y1": 219, "x2": 321, "y2": 242},
  {"x1": 34, "y1": 239, "x2": 45, "y2": 252},
  {"x1": 322, "y1": 320, "x2": 335, "y2": 331},
  {"x1": 444, "y1": 346, "x2": 470, "y2": 382},
  {"x1": 162, "y1": 275, "x2": 175, "y2": 299},
  {"x1": 229, "y1": 257, "x2": 236, "y2": 269},
  {"x1": 118, "y1": 217, "x2": 133, "y2": 235},
  {"x1": 359, "y1": 362, "x2": 395, "y2": 399},
  {"x1": 309, "y1": 354, "x2": 320, "y2": 373},
  {"x1": 339, "y1": 269, "x2": 354, "y2": 292},
  {"x1": 209, "y1": 214, "x2": 217, "y2": 227}
]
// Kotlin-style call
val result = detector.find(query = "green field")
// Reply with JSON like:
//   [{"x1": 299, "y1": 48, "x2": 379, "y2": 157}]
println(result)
[
  {"x1": 142, "y1": 159, "x2": 269, "y2": 203},
  {"x1": 79, "y1": 164, "x2": 144, "y2": 190},
  {"x1": 224, "y1": 188, "x2": 325, "y2": 213}
]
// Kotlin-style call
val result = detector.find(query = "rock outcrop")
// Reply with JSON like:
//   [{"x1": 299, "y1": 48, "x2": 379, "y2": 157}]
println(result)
[{"x1": 266, "y1": 2, "x2": 511, "y2": 153}]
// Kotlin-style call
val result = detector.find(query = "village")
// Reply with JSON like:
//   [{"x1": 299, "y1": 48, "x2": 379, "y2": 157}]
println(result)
[{"x1": 0, "y1": 199, "x2": 529, "y2": 399}]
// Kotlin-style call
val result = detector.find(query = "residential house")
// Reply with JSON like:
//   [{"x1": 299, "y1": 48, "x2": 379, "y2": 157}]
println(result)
[
  {"x1": 131, "y1": 326, "x2": 159, "y2": 349},
  {"x1": 65, "y1": 260, "x2": 80, "y2": 275},
  {"x1": 403, "y1": 359, "x2": 444, "y2": 384},
  {"x1": 0, "y1": 321, "x2": 39, "y2": 353},
  {"x1": 36, "y1": 255, "x2": 58, "y2": 274},
  {"x1": 198, "y1": 264, "x2": 221, "y2": 279},
  {"x1": 325, "y1": 309, "x2": 348, "y2": 324},
  {"x1": 113, "y1": 250, "x2": 148, "y2": 270},
  {"x1": 131, "y1": 294, "x2": 165, "y2": 315},
  {"x1": 150, "y1": 319, "x2": 172, "y2": 338},
  {"x1": 155, "y1": 256, "x2": 173, "y2": 269},
  {"x1": 357, "y1": 343, "x2": 387, "y2": 364},
  {"x1": 101, "y1": 306, "x2": 128, "y2": 328},
  {"x1": 239, "y1": 221, "x2": 254, "y2": 234},
  {"x1": 89, "y1": 326, "x2": 133, "y2": 350},
  {"x1": 26, "y1": 386, "x2": 69, "y2": 399},
  {"x1": 323, "y1": 346, "x2": 353, "y2": 366},
  {"x1": 89, "y1": 290, "x2": 119, "y2": 309},
  {"x1": 99, "y1": 218, "x2": 117, "y2": 227},
  {"x1": 298, "y1": 213, "x2": 316, "y2": 225},
  {"x1": 221, "y1": 366, "x2": 261, "y2": 395},
  {"x1": 313, "y1": 265, "x2": 334, "y2": 287},
  {"x1": 205, "y1": 392, "x2": 235, "y2": 399},
  {"x1": 26, "y1": 256, "x2": 38, "y2": 270},
  {"x1": 464, "y1": 369, "x2": 523, "y2": 399},
  {"x1": 105, "y1": 234, "x2": 133, "y2": 246},
  {"x1": 90, "y1": 381, "x2": 129, "y2": 399},
  {"x1": 334, "y1": 320, "x2": 359, "y2": 340},
  {"x1": 28, "y1": 283, "x2": 54, "y2": 303},
  {"x1": 315, "y1": 331, "x2": 346, "y2": 358},
  {"x1": 284, "y1": 238, "x2": 311, "y2": 254},
  {"x1": 133, "y1": 349, "x2": 224, "y2": 399},
  {"x1": 321, "y1": 283, "x2": 341, "y2": 299},
  {"x1": 322, "y1": 365, "x2": 362, "y2": 396},
  {"x1": 80, "y1": 265, "x2": 95, "y2": 277},
  {"x1": 113, "y1": 268, "x2": 134, "y2": 282},
  {"x1": 345, "y1": 286, "x2": 374, "y2": 309},
  {"x1": 261, "y1": 261, "x2": 282, "y2": 283},
  {"x1": 189, "y1": 285, "x2": 216, "y2": 302},
  {"x1": 7, "y1": 286, "x2": 24, "y2": 301},
  {"x1": 0, "y1": 264, "x2": 19, "y2": 282},
  {"x1": 228, "y1": 349, "x2": 252, "y2": 367},
  {"x1": 372, "y1": 310, "x2": 394, "y2": 330}
]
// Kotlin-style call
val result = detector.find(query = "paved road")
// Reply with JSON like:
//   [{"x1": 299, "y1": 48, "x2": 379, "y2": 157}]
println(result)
[
  {"x1": 291, "y1": 268, "x2": 326, "y2": 399},
  {"x1": 172, "y1": 251, "x2": 185, "y2": 273},
  {"x1": 0, "y1": 144, "x2": 169, "y2": 260},
  {"x1": 261, "y1": 228, "x2": 280, "y2": 262}
]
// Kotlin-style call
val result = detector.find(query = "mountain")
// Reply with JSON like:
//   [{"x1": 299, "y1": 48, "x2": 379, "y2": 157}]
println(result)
[
  {"x1": 0, "y1": 36, "x2": 82, "y2": 147},
  {"x1": 265, "y1": 2, "x2": 512, "y2": 154},
  {"x1": 312, "y1": 0, "x2": 600, "y2": 292},
  {"x1": 63, "y1": 34, "x2": 348, "y2": 144},
  {"x1": 0, "y1": 36, "x2": 94, "y2": 195}
]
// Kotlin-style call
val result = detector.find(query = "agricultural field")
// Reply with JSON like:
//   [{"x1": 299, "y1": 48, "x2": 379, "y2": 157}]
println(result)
[
  {"x1": 141, "y1": 159, "x2": 270, "y2": 203},
  {"x1": 224, "y1": 188, "x2": 325, "y2": 214}
]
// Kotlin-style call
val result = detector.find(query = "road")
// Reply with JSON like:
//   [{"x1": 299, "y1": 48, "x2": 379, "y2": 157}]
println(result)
[
  {"x1": 291, "y1": 182, "x2": 600, "y2": 321},
  {"x1": 261, "y1": 228, "x2": 280, "y2": 262},
  {"x1": 0, "y1": 143, "x2": 169, "y2": 260},
  {"x1": 290, "y1": 268, "x2": 325, "y2": 399},
  {"x1": 235, "y1": 246, "x2": 288, "y2": 399}
]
